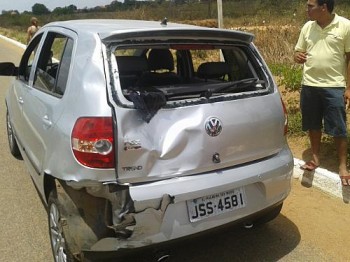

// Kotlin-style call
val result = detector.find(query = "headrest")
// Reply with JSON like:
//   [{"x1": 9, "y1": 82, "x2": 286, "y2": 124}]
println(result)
[
  {"x1": 197, "y1": 62, "x2": 231, "y2": 79},
  {"x1": 117, "y1": 56, "x2": 148, "y2": 74},
  {"x1": 147, "y1": 49, "x2": 174, "y2": 71}
]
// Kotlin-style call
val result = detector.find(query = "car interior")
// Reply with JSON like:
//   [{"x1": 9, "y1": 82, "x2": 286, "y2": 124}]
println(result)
[{"x1": 115, "y1": 45, "x2": 267, "y2": 103}]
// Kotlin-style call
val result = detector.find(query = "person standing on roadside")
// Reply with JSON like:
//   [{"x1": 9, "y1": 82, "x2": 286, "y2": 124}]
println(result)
[
  {"x1": 294, "y1": 0, "x2": 350, "y2": 186},
  {"x1": 27, "y1": 17, "x2": 40, "y2": 44}
]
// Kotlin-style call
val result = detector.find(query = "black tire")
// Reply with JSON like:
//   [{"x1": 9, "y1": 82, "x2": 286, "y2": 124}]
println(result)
[
  {"x1": 48, "y1": 190, "x2": 78, "y2": 262},
  {"x1": 6, "y1": 110, "x2": 22, "y2": 159}
]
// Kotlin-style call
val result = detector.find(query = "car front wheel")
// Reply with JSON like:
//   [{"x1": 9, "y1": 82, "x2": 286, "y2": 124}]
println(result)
[
  {"x1": 48, "y1": 191, "x2": 77, "y2": 262},
  {"x1": 6, "y1": 110, "x2": 21, "y2": 159}
]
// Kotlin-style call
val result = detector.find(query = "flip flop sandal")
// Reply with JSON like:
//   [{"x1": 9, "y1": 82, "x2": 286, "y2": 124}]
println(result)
[{"x1": 300, "y1": 161, "x2": 319, "y2": 171}]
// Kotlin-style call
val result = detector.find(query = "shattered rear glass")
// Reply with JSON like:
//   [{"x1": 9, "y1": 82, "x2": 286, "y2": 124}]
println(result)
[{"x1": 114, "y1": 42, "x2": 271, "y2": 112}]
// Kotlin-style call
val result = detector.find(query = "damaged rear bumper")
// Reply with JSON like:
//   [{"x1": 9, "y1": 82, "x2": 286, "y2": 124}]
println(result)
[
  {"x1": 63, "y1": 147, "x2": 293, "y2": 254},
  {"x1": 81, "y1": 200, "x2": 284, "y2": 261}
]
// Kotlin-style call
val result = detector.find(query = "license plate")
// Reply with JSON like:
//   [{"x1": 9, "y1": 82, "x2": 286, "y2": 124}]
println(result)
[{"x1": 187, "y1": 187, "x2": 246, "y2": 222}]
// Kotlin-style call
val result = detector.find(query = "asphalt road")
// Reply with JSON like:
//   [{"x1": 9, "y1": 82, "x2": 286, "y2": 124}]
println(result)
[
  {"x1": 0, "y1": 38, "x2": 52, "y2": 261},
  {"x1": 0, "y1": 37, "x2": 349, "y2": 262}
]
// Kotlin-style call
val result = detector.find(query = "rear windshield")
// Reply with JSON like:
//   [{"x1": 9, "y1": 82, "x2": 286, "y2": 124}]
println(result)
[{"x1": 113, "y1": 42, "x2": 271, "y2": 103}]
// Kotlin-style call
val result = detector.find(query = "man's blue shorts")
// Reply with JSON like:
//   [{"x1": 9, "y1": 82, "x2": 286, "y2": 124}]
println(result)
[{"x1": 300, "y1": 85, "x2": 347, "y2": 137}]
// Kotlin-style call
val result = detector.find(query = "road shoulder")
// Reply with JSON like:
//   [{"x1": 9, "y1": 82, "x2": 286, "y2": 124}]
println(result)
[{"x1": 293, "y1": 158, "x2": 350, "y2": 203}]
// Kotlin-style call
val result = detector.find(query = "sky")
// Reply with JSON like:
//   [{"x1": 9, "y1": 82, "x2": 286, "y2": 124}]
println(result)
[{"x1": 0, "y1": 0, "x2": 114, "y2": 13}]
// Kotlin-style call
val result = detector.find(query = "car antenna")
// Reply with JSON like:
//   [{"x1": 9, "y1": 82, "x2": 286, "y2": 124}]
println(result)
[{"x1": 161, "y1": 17, "x2": 168, "y2": 26}]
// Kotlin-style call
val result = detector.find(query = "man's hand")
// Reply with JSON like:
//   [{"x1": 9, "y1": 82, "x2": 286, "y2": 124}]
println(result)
[
  {"x1": 294, "y1": 51, "x2": 307, "y2": 64},
  {"x1": 346, "y1": 52, "x2": 350, "y2": 109},
  {"x1": 344, "y1": 88, "x2": 350, "y2": 110}
]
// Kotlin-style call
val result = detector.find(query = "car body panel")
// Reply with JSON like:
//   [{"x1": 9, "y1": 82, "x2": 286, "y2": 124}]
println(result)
[
  {"x1": 6, "y1": 81, "x2": 26, "y2": 146},
  {"x1": 113, "y1": 92, "x2": 286, "y2": 183}
]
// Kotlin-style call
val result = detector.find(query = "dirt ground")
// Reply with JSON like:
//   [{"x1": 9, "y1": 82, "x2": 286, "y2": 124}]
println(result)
[
  {"x1": 286, "y1": 134, "x2": 350, "y2": 261},
  {"x1": 281, "y1": 178, "x2": 350, "y2": 261}
]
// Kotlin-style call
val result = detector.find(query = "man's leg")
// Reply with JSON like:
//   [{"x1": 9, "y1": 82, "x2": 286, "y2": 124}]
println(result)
[
  {"x1": 334, "y1": 136, "x2": 349, "y2": 177},
  {"x1": 309, "y1": 129, "x2": 322, "y2": 166}
]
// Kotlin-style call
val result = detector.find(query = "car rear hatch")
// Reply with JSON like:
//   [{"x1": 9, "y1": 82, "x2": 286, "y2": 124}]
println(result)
[{"x1": 102, "y1": 26, "x2": 288, "y2": 184}]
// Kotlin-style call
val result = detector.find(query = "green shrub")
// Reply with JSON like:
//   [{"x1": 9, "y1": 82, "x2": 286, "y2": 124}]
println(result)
[
  {"x1": 287, "y1": 110, "x2": 303, "y2": 136},
  {"x1": 269, "y1": 63, "x2": 303, "y2": 136},
  {"x1": 281, "y1": 64, "x2": 303, "y2": 93},
  {"x1": 269, "y1": 63, "x2": 302, "y2": 92}
]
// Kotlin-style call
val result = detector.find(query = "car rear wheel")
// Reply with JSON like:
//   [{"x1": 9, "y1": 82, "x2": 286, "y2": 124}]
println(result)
[
  {"x1": 48, "y1": 191, "x2": 77, "y2": 262},
  {"x1": 6, "y1": 110, "x2": 21, "y2": 159}
]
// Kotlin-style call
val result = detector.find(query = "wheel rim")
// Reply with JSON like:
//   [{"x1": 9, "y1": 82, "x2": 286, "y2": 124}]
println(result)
[
  {"x1": 49, "y1": 203, "x2": 67, "y2": 262},
  {"x1": 6, "y1": 113, "x2": 14, "y2": 150}
]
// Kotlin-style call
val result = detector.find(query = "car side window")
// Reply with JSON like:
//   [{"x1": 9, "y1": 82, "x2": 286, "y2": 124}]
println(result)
[
  {"x1": 55, "y1": 38, "x2": 73, "y2": 96},
  {"x1": 18, "y1": 33, "x2": 43, "y2": 82},
  {"x1": 34, "y1": 32, "x2": 73, "y2": 97}
]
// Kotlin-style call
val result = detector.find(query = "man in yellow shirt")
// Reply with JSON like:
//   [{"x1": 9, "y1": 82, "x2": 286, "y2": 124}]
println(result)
[{"x1": 294, "y1": 0, "x2": 350, "y2": 186}]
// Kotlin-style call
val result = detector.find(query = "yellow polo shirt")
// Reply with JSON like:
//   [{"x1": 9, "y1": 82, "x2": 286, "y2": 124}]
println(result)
[{"x1": 295, "y1": 14, "x2": 350, "y2": 87}]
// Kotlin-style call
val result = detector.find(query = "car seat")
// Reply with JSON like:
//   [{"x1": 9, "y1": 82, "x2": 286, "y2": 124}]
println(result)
[
  {"x1": 197, "y1": 62, "x2": 231, "y2": 81},
  {"x1": 140, "y1": 49, "x2": 181, "y2": 86}
]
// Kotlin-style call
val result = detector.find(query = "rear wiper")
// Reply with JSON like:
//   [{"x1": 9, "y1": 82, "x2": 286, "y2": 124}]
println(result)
[{"x1": 204, "y1": 78, "x2": 263, "y2": 98}]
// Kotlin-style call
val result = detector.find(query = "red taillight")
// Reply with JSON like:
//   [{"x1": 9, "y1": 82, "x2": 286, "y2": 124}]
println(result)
[
  {"x1": 71, "y1": 117, "x2": 115, "y2": 168},
  {"x1": 281, "y1": 98, "x2": 288, "y2": 136}
]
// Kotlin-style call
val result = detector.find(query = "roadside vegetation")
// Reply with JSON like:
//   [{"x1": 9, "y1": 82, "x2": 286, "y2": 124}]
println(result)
[{"x1": 1, "y1": 0, "x2": 350, "y2": 165}]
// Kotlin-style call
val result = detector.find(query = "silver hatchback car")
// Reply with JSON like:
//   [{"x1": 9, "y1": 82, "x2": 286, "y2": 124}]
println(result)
[{"x1": 0, "y1": 19, "x2": 293, "y2": 261}]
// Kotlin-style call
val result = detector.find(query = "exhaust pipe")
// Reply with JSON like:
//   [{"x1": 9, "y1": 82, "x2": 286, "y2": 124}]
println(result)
[
  {"x1": 155, "y1": 250, "x2": 170, "y2": 262},
  {"x1": 243, "y1": 222, "x2": 254, "y2": 229},
  {"x1": 157, "y1": 254, "x2": 170, "y2": 262}
]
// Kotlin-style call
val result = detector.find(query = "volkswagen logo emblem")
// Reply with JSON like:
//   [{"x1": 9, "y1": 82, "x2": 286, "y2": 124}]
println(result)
[{"x1": 205, "y1": 117, "x2": 222, "y2": 137}]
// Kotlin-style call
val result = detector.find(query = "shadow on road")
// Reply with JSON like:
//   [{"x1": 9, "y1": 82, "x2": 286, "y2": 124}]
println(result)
[{"x1": 168, "y1": 214, "x2": 300, "y2": 262}]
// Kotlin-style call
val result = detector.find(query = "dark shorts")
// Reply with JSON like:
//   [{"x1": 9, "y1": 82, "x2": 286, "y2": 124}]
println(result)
[{"x1": 300, "y1": 85, "x2": 347, "y2": 137}]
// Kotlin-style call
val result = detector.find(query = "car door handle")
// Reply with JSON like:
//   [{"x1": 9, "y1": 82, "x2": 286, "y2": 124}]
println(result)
[
  {"x1": 17, "y1": 97, "x2": 24, "y2": 104},
  {"x1": 42, "y1": 115, "x2": 52, "y2": 128}
]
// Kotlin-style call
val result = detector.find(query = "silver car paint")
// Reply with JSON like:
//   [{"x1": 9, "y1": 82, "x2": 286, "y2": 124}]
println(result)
[{"x1": 112, "y1": 93, "x2": 286, "y2": 183}]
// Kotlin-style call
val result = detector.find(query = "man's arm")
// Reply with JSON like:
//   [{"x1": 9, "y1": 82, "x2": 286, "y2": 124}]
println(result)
[
  {"x1": 344, "y1": 52, "x2": 350, "y2": 109},
  {"x1": 26, "y1": 27, "x2": 31, "y2": 45}
]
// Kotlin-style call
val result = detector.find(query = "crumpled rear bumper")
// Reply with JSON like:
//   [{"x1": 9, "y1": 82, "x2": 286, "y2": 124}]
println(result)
[
  {"x1": 78, "y1": 146, "x2": 293, "y2": 253},
  {"x1": 81, "y1": 200, "x2": 285, "y2": 261}
]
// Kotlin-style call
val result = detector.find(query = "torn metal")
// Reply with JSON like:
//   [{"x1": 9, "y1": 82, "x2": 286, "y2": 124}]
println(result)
[{"x1": 63, "y1": 180, "x2": 174, "y2": 251}]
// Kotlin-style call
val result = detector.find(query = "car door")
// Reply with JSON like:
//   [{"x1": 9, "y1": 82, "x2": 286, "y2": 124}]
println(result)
[
  {"x1": 21, "y1": 29, "x2": 74, "y2": 188},
  {"x1": 7, "y1": 34, "x2": 43, "y2": 149}
]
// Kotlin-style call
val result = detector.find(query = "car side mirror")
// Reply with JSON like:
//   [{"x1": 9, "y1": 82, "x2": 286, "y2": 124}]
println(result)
[{"x1": 0, "y1": 62, "x2": 18, "y2": 76}]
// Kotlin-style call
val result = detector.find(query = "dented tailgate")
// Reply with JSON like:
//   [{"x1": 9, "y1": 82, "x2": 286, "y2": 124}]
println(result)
[{"x1": 114, "y1": 92, "x2": 285, "y2": 183}]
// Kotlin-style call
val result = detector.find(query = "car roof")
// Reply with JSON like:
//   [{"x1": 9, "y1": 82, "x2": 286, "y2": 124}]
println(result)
[
  {"x1": 46, "y1": 19, "x2": 196, "y2": 33},
  {"x1": 43, "y1": 19, "x2": 254, "y2": 44}
]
